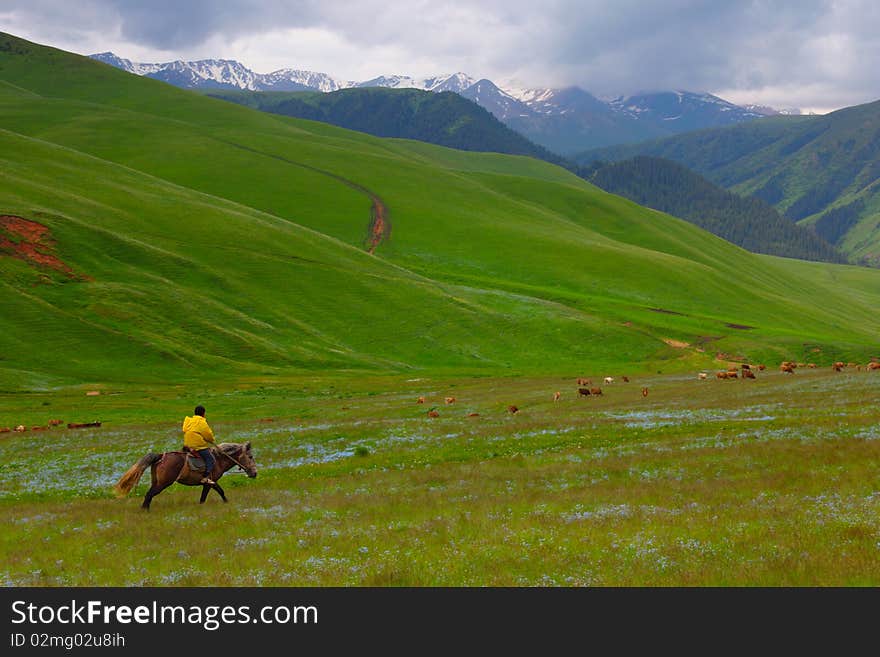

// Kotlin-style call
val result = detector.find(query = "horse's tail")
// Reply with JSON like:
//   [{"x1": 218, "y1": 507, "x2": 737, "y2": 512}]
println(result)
[{"x1": 113, "y1": 453, "x2": 162, "y2": 497}]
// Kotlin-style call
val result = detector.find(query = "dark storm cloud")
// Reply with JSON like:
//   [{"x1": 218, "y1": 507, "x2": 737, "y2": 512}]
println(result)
[{"x1": 3, "y1": 0, "x2": 879, "y2": 110}]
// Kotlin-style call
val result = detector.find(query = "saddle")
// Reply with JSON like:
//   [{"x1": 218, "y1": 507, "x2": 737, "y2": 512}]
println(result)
[{"x1": 183, "y1": 447, "x2": 208, "y2": 472}]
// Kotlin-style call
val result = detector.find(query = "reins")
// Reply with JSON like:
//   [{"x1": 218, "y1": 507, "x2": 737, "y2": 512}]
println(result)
[{"x1": 218, "y1": 445, "x2": 250, "y2": 472}]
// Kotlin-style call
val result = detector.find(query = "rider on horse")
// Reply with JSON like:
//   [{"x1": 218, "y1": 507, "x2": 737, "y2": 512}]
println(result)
[{"x1": 183, "y1": 405, "x2": 216, "y2": 485}]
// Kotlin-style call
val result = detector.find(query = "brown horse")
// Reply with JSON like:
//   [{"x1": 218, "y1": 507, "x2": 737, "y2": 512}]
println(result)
[{"x1": 114, "y1": 442, "x2": 257, "y2": 510}]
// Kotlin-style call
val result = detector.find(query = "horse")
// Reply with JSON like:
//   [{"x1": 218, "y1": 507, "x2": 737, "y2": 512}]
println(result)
[{"x1": 114, "y1": 442, "x2": 257, "y2": 510}]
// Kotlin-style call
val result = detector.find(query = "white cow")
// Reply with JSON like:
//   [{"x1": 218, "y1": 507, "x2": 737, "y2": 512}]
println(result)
[{"x1": 603, "y1": 376, "x2": 614, "y2": 384}]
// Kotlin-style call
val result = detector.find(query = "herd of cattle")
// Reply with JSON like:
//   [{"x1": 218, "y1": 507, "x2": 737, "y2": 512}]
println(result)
[
  {"x1": 415, "y1": 358, "x2": 880, "y2": 418},
  {"x1": 0, "y1": 420, "x2": 101, "y2": 433}
]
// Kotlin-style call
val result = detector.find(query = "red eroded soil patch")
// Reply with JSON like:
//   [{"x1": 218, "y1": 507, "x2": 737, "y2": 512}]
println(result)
[
  {"x1": 0, "y1": 214, "x2": 85, "y2": 280},
  {"x1": 366, "y1": 197, "x2": 390, "y2": 255}
]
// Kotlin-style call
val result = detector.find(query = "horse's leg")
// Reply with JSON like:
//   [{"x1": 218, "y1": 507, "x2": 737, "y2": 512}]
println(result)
[
  {"x1": 199, "y1": 485, "x2": 211, "y2": 504},
  {"x1": 211, "y1": 482, "x2": 228, "y2": 503},
  {"x1": 142, "y1": 457, "x2": 183, "y2": 510}
]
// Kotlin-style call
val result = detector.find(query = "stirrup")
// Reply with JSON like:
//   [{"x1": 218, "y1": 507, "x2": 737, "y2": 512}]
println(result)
[{"x1": 200, "y1": 477, "x2": 215, "y2": 485}]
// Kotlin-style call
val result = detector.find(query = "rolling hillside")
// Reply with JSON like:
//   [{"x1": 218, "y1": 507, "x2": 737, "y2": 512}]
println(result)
[
  {"x1": 577, "y1": 103, "x2": 880, "y2": 264},
  {"x1": 2, "y1": 32, "x2": 880, "y2": 390}
]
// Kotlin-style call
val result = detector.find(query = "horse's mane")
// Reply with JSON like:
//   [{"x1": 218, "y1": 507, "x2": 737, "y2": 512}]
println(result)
[{"x1": 218, "y1": 442, "x2": 243, "y2": 455}]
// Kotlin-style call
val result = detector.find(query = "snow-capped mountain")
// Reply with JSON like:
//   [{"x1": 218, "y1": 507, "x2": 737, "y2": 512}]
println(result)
[
  {"x1": 743, "y1": 104, "x2": 803, "y2": 116},
  {"x1": 89, "y1": 51, "x2": 787, "y2": 154}
]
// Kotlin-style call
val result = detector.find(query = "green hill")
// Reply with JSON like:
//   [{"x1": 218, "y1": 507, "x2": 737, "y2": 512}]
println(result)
[
  {"x1": 576, "y1": 103, "x2": 880, "y2": 265},
  {"x1": 2, "y1": 32, "x2": 880, "y2": 390},
  {"x1": 207, "y1": 87, "x2": 570, "y2": 167},
  {"x1": 582, "y1": 156, "x2": 845, "y2": 263}
]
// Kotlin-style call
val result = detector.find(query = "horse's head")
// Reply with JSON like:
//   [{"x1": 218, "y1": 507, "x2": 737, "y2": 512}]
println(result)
[
  {"x1": 221, "y1": 441, "x2": 258, "y2": 478},
  {"x1": 238, "y1": 441, "x2": 258, "y2": 478}
]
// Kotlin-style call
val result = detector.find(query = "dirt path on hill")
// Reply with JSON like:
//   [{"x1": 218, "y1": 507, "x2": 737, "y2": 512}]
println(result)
[{"x1": 219, "y1": 139, "x2": 390, "y2": 254}]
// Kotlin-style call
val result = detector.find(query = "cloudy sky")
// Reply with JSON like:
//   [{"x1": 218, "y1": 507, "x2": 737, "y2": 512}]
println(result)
[{"x1": 3, "y1": 0, "x2": 879, "y2": 113}]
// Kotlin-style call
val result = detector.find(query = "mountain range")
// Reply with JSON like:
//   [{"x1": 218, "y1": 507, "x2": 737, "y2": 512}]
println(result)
[
  {"x1": 4, "y1": 32, "x2": 879, "y2": 388},
  {"x1": 89, "y1": 52, "x2": 796, "y2": 154},
  {"x1": 578, "y1": 101, "x2": 880, "y2": 265}
]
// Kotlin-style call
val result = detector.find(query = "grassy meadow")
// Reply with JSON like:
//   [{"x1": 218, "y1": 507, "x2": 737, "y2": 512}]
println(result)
[
  {"x1": 2, "y1": 366, "x2": 879, "y2": 586},
  {"x1": 1, "y1": 34, "x2": 880, "y2": 587}
]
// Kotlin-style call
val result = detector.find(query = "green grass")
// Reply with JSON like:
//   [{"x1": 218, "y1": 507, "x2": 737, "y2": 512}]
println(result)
[{"x1": 1, "y1": 367, "x2": 879, "y2": 585}]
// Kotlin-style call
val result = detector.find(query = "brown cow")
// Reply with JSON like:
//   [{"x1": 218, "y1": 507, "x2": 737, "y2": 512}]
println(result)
[
  {"x1": 553, "y1": 391, "x2": 561, "y2": 402},
  {"x1": 757, "y1": 364, "x2": 766, "y2": 371},
  {"x1": 444, "y1": 396, "x2": 456, "y2": 404},
  {"x1": 716, "y1": 371, "x2": 729, "y2": 379},
  {"x1": 31, "y1": 426, "x2": 47, "y2": 431},
  {"x1": 508, "y1": 405, "x2": 519, "y2": 414},
  {"x1": 468, "y1": 412, "x2": 480, "y2": 417},
  {"x1": 578, "y1": 387, "x2": 592, "y2": 397},
  {"x1": 576, "y1": 377, "x2": 591, "y2": 386},
  {"x1": 726, "y1": 371, "x2": 739, "y2": 379},
  {"x1": 833, "y1": 361, "x2": 845, "y2": 369},
  {"x1": 641, "y1": 387, "x2": 648, "y2": 397},
  {"x1": 416, "y1": 396, "x2": 425, "y2": 404},
  {"x1": 48, "y1": 419, "x2": 63, "y2": 426},
  {"x1": 0, "y1": 427, "x2": 9, "y2": 433},
  {"x1": 869, "y1": 362, "x2": 880, "y2": 371},
  {"x1": 590, "y1": 387, "x2": 603, "y2": 396},
  {"x1": 780, "y1": 364, "x2": 795, "y2": 374},
  {"x1": 427, "y1": 410, "x2": 440, "y2": 418},
  {"x1": 622, "y1": 376, "x2": 630, "y2": 383},
  {"x1": 743, "y1": 369, "x2": 756, "y2": 379},
  {"x1": 741, "y1": 363, "x2": 751, "y2": 370}
]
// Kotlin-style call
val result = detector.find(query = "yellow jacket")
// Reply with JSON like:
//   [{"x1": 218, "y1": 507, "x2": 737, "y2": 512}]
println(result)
[{"x1": 182, "y1": 415, "x2": 215, "y2": 450}]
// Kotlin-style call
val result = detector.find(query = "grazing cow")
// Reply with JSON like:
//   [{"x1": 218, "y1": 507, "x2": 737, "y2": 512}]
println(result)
[
  {"x1": 578, "y1": 387, "x2": 592, "y2": 397},
  {"x1": 698, "y1": 372, "x2": 708, "y2": 380},
  {"x1": 48, "y1": 419, "x2": 63, "y2": 426},
  {"x1": 641, "y1": 387, "x2": 648, "y2": 397},
  {"x1": 0, "y1": 427, "x2": 9, "y2": 433},
  {"x1": 716, "y1": 372, "x2": 729, "y2": 379},
  {"x1": 590, "y1": 387, "x2": 603, "y2": 396},
  {"x1": 741, "y1": 364, "x2": 751, "y2": 370},
  {"x1": 833, "y1": 364, "x2": 842, "y2": 372},
  {"x1": 603, "y1": 376, "x2": 614, "y2": 384},
  {"x1": 743, "y1": 369, "x2": 756, "y2": 379},
  {"x1": 869, "y1": 362, "x2": 880, "y2": 371},
  {"x1": 468, "y1": 412, "x2": 480, "y2": 417},
  {"x1": 808, "y1": 363, "x2": 816, "y2": 368},
  {"x1": 576, "y1": 377, "x2": 591, "y2": 386},
  {"x1": 416, "y1": 396, "x2": 425, "y2": 404},
  {"x1": 553, "y1": 391, "x2": 561, "y2": 402},
  {"x1": 14, "y1": 425, "x2": 25, "y2": 432},
  {"x1": 31, "y1": 426, "x2": 47, "y2": 431},
  {"x1": 444, "y1": 396, "x2": 456, "y2": 404},
  {"x1": 834, "y1": 362, "x2": 845, "y2": 370},
  {"x1": 780, "y1": 364, "x2": 795, "y2": 374},
  {"x1": 427, "y1": 410, "x2": 440, "y2": 418},
  {"x1": 508, "y1": 405, "x2": 519, "y2": 414},
  {"x1": 757, "y1": 364, "x2": 766, "y2": 371},
  {"x1": 67, "y1": 421, "x2": 102, "y2": 429},
  {"x1": 726, "y1": 371, "x2": 739, "y2": 379},
  {"x1": 622, "y1": 376, "x2": 630, "y2": 383}
]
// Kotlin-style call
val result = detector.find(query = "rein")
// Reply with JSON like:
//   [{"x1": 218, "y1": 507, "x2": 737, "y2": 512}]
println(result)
[{"x1": 218, "y1": 446, "x2": 250, "y2": 472}]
